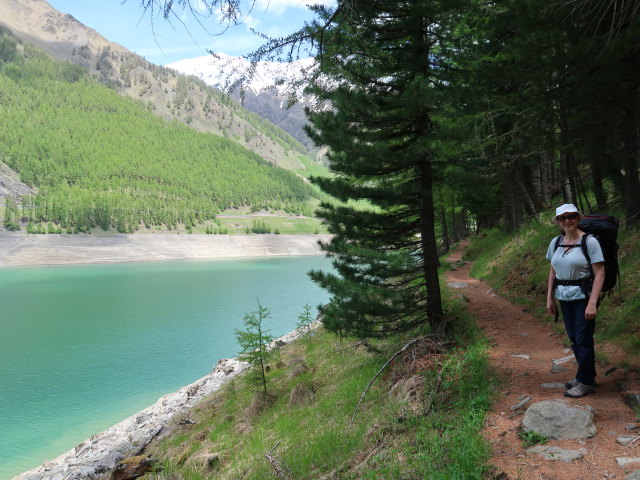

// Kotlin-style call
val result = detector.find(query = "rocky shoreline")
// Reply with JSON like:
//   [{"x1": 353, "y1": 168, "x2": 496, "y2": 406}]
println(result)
[
  {"x1": 12, "y1": 324, "x2": 317, "y2": 480},
  {"x1": 0, "y1": 232, "x2": 331, "y2": 266}
]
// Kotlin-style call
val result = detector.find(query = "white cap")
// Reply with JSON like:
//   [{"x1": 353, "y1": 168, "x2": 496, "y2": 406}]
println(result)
[{"x1": 553, "y1": 204, "x2": 582, "y2": 223}]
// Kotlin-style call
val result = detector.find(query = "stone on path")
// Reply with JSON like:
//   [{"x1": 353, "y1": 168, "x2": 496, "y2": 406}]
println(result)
[
  {"x1": 617, "y1": 435, "x2": 640, "y2": 446},
  {"x1": 617, "y1": 457, "x2": 640, "y2": 468},
  {"x1": 626, "y1": 470, "x2": 640, "y2": 480},
  {"x1": 447, "y1": 282, "x2": 468, "y2": 289},
  {"x1": 509, "y1": 397, "x2": 531, "y2": 411},
  {"x1": 526, "y1": 445, "x2": 587, "y2": 462},
  {"x1": 541, "y1": 382, "x2": 566, "y2": 389},
  {"x1": 522, "y1": 400, "x2": 596, "y2": 440}
]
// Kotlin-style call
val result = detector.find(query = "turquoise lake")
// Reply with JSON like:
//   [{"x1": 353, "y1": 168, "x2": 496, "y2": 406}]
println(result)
[{"x1": 0, "y1": 255, "x2": 331, "y2": 479}]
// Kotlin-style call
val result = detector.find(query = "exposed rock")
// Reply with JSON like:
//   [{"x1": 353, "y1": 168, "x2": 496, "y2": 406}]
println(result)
[
  {"x1": 0, "y1": 161, "x2": 35, "y2": 199},
  {"x1": 617, "y1": 435, "x2": 640, "y2": 446},
  {"x1": 526, "y1": 445, "x2": 587, "y2": 462},
  {"x1": 521, "y1": 400, "x2": 596, "y2": 440},
  {"x1": 447, "y1": 281, "x2": 468, "y2": 289},
  {"x1": 626, "y1": 470, "x2": 640, "y2": 480},
  {"x1": 509, "y1": 396, "x2": 531, "y2": 411},
  {"x1": 111, "y1": 455, "x2": 155, "y2": 480},
  {"x1": 13, "y1": 358, "x2": 248, "y2": 480},
  {"x1": 618, "y1": 458, "x2": 640, "y2": 468},
  {"x1": 541, "y1": 382, "x2": 565, "y2": 389},
  {"x1": 624, "y1": 392, "x2": 640, "y2": 410}
]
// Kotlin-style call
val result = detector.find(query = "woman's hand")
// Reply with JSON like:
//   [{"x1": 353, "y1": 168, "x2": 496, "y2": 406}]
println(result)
[
  {"x1": 547, "y1": 298, "x2": 556, "y2": 316},
  {"x1": 586, "y1": 262, "x2": 605, "y2": 321}
]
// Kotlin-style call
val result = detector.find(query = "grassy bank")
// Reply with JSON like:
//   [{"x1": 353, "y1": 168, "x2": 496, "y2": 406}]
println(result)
[
  {"x1": 464, "y1": 221, "x2": 640, "y2": 366},
  {"x1": 141, "y1": 296, "x2": 493, "y2": 479}
]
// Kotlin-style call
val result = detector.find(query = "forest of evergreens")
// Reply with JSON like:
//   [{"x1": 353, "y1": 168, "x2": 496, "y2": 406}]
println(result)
[{"x1": 0, "y1": 32, "x2": 317, "y2": 233}]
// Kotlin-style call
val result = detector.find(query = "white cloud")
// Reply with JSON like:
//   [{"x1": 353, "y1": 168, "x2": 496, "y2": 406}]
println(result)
[
  {"x1": 194, "y1": 0, "x2": 208, "y2": 13},
  {"x1": 243, "y1": 14, "x2": 262, "y2": 31}
]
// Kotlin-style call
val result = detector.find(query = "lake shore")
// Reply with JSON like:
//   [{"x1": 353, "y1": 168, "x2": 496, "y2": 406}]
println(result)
[
  {"x1": 12, "y1": 323, "x2": 319, "y2": 480},
  {"x1": 0, "y1": 231, "x2": 331, "y2": 266}
]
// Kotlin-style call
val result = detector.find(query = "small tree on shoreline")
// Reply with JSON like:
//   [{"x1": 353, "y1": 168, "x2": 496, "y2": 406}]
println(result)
[
  {"x1": 235, "y1": 299, "x2": 274, "y2": 394},
  {"x1": 296, "y1": 303, "x2": 315, "y2": 343}
]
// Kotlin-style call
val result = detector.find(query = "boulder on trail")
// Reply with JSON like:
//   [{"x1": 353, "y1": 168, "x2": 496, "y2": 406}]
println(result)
[{"x1": 522, "y1": 399, "x2": 596, "y2": 440}]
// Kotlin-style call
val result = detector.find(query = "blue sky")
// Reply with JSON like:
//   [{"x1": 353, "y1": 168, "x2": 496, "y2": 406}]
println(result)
[{"x1": 47, "y1": 0, "x2": 330, "y2": 65}]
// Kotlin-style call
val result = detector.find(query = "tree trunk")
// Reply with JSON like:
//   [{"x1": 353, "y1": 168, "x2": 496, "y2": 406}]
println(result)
[
  {"x1": 622, "y1": 75, "x2": 640, "y2": 229},
  {"x1": 517, "y1": 166, "x2": 539, "y2": 220},
  {"x1": 438, "y1": 187, "x2": 450, "y2": 253},
  {"x1": 558, "y1": 105, "x2": 577, "y2": 204},
  {"x1": 589, "y1": 156, "x2": 607, "y2": 212},
  {"x1": 419, "y1": 159, "x2": 444, "y2": 330}
]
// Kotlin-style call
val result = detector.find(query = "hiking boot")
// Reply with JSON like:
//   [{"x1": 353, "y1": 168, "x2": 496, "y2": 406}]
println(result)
[
  {"x1": 564, "y1": 382, "x2": 594, "y2": 398},
  {"x1": 565, "y1": 378, "x2": 579, "y2": 389},
  {"x1": 565, "y1": 378, "x2": 597, "y2": 389}
]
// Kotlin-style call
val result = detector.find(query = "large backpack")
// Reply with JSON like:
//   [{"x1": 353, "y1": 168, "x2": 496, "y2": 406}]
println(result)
[{"x1": 554, "y1": 214, "x2": 620, "y2": 297}]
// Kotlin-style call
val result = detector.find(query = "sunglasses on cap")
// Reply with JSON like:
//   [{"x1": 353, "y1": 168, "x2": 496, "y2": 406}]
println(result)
[{"x1": 557, "y1": 213, "x2": 579, "y2": 222}]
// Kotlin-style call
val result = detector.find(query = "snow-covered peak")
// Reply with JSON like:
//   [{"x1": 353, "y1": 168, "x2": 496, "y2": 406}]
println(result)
[{"x1": 167, "y1": 53, "x2": 314, "y2": 98}]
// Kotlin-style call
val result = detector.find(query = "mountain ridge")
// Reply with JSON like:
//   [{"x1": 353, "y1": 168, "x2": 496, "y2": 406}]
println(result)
[
  {"x1": 0, "y1": 0, "x2": 313, "y2": 171},
  {"x1": 168, "y1": 53, "x2": 316, "y2": 150}
]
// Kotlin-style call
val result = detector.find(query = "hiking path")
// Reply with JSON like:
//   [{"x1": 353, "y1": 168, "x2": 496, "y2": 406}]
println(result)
[{"x1": 444, "y1": 242, "x2": 640, "y2": 480}]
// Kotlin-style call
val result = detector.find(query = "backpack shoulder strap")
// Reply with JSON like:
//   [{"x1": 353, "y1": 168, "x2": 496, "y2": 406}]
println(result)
[
  {"x1": 580, "y1": 233, "x2": 592, "y2": 264},
  {"x1": 554, "y1": 235, "x2": 562, "y2": 250}
]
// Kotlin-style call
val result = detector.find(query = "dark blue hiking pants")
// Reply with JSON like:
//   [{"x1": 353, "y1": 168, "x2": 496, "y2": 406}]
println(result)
[{"x1": 559, "y1": 298, "x2": 596, "y2": 385}]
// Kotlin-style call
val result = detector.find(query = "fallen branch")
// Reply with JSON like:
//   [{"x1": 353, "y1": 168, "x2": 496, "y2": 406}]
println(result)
[
  {"x1": 265, "y1": 441, "x2": 295, "y2": 480},
  {"x1": 349, "y1": 335, "x2": 439, "y2": 427}
]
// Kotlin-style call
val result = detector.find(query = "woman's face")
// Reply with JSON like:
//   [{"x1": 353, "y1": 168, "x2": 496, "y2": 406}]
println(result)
[{"x1": 557, "y1": 212, "x2": 580, "y2": 232}]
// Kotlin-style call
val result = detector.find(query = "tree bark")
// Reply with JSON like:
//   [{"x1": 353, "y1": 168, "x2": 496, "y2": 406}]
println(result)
[
  {"x1": 420, "y1": 159, "x2": 444, "y2": 330},
  {"x1": 438, "y1": 187, "x2": 450, "y2": 253},
  {"x1": 622, "y1": 73, "x2": 640, "y2": 229}
]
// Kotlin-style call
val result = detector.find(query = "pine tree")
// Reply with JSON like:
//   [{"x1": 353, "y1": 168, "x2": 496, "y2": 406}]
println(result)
[{"x1": 306, "y1": 1, "x2": 451, "y2": 338}]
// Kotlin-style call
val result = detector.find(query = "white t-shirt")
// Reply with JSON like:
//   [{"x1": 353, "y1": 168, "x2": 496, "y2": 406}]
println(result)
[{"x1": 546, "y1": 234, "x2": 605, "y2": 301}]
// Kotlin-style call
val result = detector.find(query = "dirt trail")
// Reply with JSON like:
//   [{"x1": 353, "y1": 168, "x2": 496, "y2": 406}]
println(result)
[{"x1": 444, "y1": 242, "x2": 639, "y2": 480}]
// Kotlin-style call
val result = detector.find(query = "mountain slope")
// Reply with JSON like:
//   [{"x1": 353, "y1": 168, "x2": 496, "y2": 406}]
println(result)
[
  {"x1": 0, "y1": 32, "x2": 316, "y2": 232},
  {"x1": 168, "y1": 53, "x2": 316, "y2": 151},
  {"x1": 0, "y1": 0, "x2": 312, "y2": 171}
]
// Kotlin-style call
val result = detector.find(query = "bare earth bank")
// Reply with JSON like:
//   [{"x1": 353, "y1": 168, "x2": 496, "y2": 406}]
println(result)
[{"x1": 0, "y1": 232, "x2": 331, "y2": 266}]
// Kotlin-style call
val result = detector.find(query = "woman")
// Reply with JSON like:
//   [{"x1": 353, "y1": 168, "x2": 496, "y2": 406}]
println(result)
[{"x1": 546, "y1": 204, "x2": 605, "y2": 398}]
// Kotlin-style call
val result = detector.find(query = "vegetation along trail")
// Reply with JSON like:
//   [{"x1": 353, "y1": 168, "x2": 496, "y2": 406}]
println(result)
[{"x1": 445, "y1": 242, "x2": 639, "y2": 480}]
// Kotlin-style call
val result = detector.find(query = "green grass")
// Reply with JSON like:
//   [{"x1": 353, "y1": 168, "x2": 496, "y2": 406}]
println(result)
[
  {"x1": 144, "y1": 297, "x2": 493, "y2": 479},
  {"x1": 213, "y1": 215, "x2": 327, "y2": 235},
  {"x1": 294, "y1": 154, "x2": 330, "y2": 179},
  {"x1": 518, "y1": 430, "x2": 548, "y2": 448}
]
